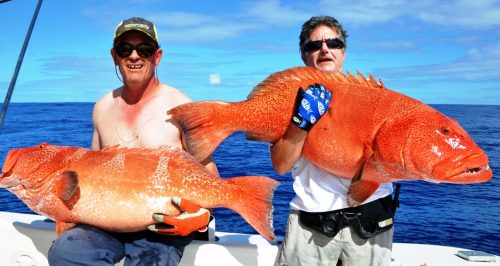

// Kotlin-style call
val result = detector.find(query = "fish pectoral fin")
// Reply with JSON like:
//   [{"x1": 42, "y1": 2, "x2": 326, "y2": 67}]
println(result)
[
  {"x1": 347, "y1": 180, "x2": 380, "y2": 207},
  {"x1": 347, "y1": 145, "x2": 378, "y2": 207},
  {"x1": 55, "y1": 221, "x2": 76, "y2": 236},
  {"x1": 55, "y1": 171, "x2": 79, "y2": 201}
]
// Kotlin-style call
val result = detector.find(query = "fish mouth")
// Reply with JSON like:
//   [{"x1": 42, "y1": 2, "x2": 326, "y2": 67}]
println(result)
[
  {"x1": 0, "y1": 171, "x2": 19, "y2": 188},
  {"x1": 0, "y1": 172, "x2": 5, "y2": 183},
  {"x1": 433, "y1": 153, "x2": 492, "y2": 184}
]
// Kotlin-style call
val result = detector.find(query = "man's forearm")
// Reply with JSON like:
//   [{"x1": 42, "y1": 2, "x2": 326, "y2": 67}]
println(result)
[{"x1": 270, "y1": 123, "x2": 308, "y2": 175}]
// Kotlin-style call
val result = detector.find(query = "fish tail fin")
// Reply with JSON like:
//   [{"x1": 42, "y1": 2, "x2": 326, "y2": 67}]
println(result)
[
  {"x1": 168, "y1": 101, "x2": 237, "y2": 162},
  {"x1": 226, "y1": 176, "x2": 280, "y2": 241}
]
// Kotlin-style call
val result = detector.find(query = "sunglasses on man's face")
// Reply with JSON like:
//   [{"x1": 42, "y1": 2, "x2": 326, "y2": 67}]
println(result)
[
  {"x1": 303, "y1": 38, "x2": 345, "y2": 53},
  {"x1": 114, "y1": 43, "x2": 158, "y2": 58}
]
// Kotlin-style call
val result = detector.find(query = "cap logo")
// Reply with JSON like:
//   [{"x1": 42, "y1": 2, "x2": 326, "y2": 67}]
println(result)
[{"x1": 124, "y1": 24, "x2": 150, "y2": 31}]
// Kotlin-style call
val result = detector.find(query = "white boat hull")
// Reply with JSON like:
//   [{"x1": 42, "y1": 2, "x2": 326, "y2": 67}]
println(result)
[{"x1": 0, "y1": 211, "x2": 497, "y2": 266}]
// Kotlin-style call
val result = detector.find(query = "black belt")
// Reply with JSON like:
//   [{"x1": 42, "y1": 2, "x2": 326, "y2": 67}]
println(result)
[{"x1": 299, "y1": 184, "x2": 400, "y2": 239}]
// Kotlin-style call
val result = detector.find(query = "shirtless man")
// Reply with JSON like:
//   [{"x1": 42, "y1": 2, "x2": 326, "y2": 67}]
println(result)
[{"x1": 48, "y1": 17, "x2": 217, "y2": 266}]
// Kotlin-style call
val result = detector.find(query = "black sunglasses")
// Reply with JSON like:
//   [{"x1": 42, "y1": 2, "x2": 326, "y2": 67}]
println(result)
[
  {"x1": 114, "y1": 43, "x2": 158, "y2": 58},
  {"x1": 303, "y1": 38, "x2": 345, "y2": 53}
]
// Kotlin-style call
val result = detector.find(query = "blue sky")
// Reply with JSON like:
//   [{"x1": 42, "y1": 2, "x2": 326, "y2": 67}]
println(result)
[{"x1": 0, "y1": 0, "x2": 499, "y2": 104}]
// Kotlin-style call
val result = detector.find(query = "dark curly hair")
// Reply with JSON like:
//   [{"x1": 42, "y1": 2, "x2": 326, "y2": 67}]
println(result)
[{"x1": 299, "y1": 16, "x2": 348, "y2": 54}]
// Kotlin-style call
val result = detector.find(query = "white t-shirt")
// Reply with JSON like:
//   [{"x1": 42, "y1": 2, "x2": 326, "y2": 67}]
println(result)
[{"x1": 290, "y1": 157, "x2": 393, "y2": 212}]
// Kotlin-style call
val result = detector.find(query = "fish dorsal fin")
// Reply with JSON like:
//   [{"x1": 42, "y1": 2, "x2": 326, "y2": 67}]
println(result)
[
  {"x1": 349, "y1": 71, "x2": 385, "y2": 88},
  {"x1": 346, "y1": 71, "x2": 358, "y2": 84},
  {"x1": 55, "y1": 171, "x2": 79, "y2": 201},
  {"x1": 247, "y1": 66, "x2": 385, "y2": 100},
  {"x1": 367, "y1": 73, "x2": 382, "y2": 87}
]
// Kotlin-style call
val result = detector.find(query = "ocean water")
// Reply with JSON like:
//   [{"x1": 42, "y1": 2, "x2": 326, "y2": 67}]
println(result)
[{"x1": 0, "y1": 103, "x2": 498, "y2": 255}]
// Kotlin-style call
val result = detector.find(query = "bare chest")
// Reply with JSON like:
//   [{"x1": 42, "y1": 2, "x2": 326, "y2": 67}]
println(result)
[{"x1": 98, "y1": 105, "x2": 183, "y2": 149}]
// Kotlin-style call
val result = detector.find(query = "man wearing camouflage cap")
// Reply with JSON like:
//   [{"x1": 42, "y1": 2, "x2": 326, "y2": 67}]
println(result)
[{"x1": 48, "y1": 17, "x2": 219, "y2": 266}]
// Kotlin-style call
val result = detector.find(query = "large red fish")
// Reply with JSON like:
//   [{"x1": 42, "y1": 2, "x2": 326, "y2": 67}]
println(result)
[
  {"x1": 0, "y1": 143, "x2": 279, "y2": 240},
  {"x1": 167, "y1": 66, "x2": 492, "y2": 206}
]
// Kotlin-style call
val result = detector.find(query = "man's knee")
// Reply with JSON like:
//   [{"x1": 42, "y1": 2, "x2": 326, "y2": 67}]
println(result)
[
  {"x1": 48, "y1": 225, "x2": 124, "y2": 265},
  {"x1": 48, "y1": 230, "x2": 77, "y2": 262}
]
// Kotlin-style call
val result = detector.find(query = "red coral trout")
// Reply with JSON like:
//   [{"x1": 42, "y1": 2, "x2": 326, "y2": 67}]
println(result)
[
  {"x1": 0, "y1": 143, "x2": 279, "y2": 240},
  {"x1": 167, "y1": 66, "x2": 492, "y2": 206}
]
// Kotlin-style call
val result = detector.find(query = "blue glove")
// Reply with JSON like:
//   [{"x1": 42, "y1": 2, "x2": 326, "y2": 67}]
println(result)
[{"x1": 291, "y1": 83, "x2": 331, "y2": 131}]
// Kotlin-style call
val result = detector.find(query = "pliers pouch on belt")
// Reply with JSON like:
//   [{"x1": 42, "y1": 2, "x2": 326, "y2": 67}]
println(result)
[{"x1": 299, "y1": 184, "x2": 401, "y2": 239}]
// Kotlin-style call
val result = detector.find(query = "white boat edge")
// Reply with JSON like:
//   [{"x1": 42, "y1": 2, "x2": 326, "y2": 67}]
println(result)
[{"x1": 1, "y1": 211, "x2": 498, "y2": 266}]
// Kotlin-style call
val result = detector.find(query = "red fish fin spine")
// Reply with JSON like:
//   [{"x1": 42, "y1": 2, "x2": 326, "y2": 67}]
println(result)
[
  {"x1": 56, "y1": 221, "x2": 76, "y2": 236},
  {"x1": 54, "y1": 171, "x2": 79, "y2": 201},
  {"x1": 347, "y1": 179, "x2": 380, "y2": 207},
  {"x1": 168, "y1": 101, "x2": 236, "y2": 162},
  {"x1": 226, "y1": 176, "x2": 280, "y2": 241}
]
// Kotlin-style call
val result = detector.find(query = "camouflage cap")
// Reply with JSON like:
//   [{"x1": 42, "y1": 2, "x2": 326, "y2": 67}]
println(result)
[{"x1": 114, "y1": 17, "x2": 158, "y2": 45}]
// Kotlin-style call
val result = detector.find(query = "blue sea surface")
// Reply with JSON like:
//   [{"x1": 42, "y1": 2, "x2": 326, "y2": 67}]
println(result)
[{"x1": 0, "y1": 103, "x2": 499, "y2": 255}]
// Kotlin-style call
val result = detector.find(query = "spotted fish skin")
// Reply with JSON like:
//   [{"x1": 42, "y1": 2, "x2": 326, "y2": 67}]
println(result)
[
  {"x1": 167, "y1": 66, "x2": 492, "y2": 206},
  {"x1": 0, "y1": 143, "x2": 279, "y2": 240}
]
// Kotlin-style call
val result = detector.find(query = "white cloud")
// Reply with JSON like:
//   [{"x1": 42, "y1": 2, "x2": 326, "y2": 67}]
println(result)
[
  {"x1": 159, "y1": 23, "x2": 257, "y2": 42},
  {"x1": 209, "y1": 74, "x2": 221, "y2": 85},
  {"x1": 318, "y1": 0, "x2": 500, "y2": 28},
  {"x1": 241, "y1": 0, "x2": 308, "y2": 26},
  {"x1": 147, "y1": 10, "x2": 261, "y2": 42},
  {"x1": 359, "y1": 40, "x2": 421, "y2": 52},
  {"x1": 318, "y1": 0, "x2": 408, "y2": 25},
  {"x1": 150, "y1": 12, "x2": 216, "y2": 27},
  {"x1": 81, "y1": 1, "x2": 308, "y2": 43},
  {"x1": 375, "y1": 41, "x2": 500, "y2": 82},
  {"x1": 415, "y1": 0, "x2": 500, "y2": 28}
]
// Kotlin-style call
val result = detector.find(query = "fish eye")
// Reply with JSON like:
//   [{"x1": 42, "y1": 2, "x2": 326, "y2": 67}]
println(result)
[
  {"x1": 38, "y1": 142, "x2": 48, "y2": 149},
  {"x1": 441, "y1": 127, "x2": 450, "y2": 134}
]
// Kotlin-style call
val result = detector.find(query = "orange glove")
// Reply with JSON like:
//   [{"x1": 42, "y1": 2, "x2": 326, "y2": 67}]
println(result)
[{"x1": 148, "y1": 196, "x2": 210, "y2": 236}]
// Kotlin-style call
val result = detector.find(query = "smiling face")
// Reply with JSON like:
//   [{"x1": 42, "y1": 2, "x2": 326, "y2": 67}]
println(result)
[
  {"x1": 112, "y1": 31, "x2": 162, "y2": 87},
  {"x1": 301, "y1": 25, "x2": 346, "y2": 73}
]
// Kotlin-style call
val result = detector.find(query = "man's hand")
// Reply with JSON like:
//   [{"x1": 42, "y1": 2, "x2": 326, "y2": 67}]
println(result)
[
  {"x1": 148, "y1": 196, "x2": 210, "y2": 236},
  {"x1": 291, "y1": 83, "x2": 331, "y2": 131}
]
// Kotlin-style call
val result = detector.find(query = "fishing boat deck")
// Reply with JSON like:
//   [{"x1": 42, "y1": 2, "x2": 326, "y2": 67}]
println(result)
[{"x1": 1, "y1": 211, "x2": 498, "y2": 266}]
